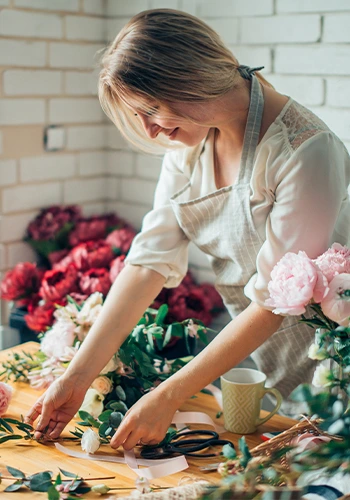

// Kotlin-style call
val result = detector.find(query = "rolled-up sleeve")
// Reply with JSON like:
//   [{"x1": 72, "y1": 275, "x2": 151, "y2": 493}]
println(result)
[
  {"x1": 245, "y1": 132, "x2": 350, "y2": 309},
  {"x1": 126, "y1": 150, "x2": 191, "y2": 288}
]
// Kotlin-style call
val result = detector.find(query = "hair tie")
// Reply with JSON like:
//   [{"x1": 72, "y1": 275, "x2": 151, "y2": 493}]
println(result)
[{"x1": 237, "y1": 65, "x2": 265, "y2": 80}]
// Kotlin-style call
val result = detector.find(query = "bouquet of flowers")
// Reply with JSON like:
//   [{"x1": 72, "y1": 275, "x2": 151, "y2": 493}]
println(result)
[
  {"x1": 201, "y1": 243, "x2": 350, "y2": 499},
  {"x1": 0, "y1": 205, "x2": 224, "y2": 335}
]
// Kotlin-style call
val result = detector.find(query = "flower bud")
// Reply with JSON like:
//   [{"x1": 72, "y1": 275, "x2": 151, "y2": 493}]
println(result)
[{"x1": 91, "y1": 484, "x2": 111, "y2": 494}]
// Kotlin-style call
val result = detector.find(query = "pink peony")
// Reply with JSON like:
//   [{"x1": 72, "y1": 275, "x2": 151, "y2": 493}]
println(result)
[
  {"x1": 70, "y1": 240, "x2": 114, "y2": 271},
  {"x1": 41, "y1": 319, "x2": 76, "y2": 358},
  {"x1": 314, "y1": 243, "x2": 350, "y2": 283},
  {"x1": 68, "y1": 218, "x2": 108, "y2": 247},
  {"x1": 0, "y1": 382, "x2": 13, "y2": 416},
  {"x1": 321, "y1": 273, "x2": 350, "y2": 326},
  {"x1": 105, "y1": 227, "x2": 136, "y2": 254},
  {"x1": 109, "y1": 255, "x2": 126, "y2": 283},
  {"x1": 48, "y1": 249, "x2": 70, "y2": 267},
  {"x1": 265, "y1": 251, "x2": 329, "y2": 315},
  {"x1": 79, "y1": 268, "x2": 111, "y2": 296}
]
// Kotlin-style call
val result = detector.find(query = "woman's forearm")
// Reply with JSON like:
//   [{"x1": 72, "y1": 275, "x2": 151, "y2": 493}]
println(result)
[
  {"x1": 63, "y1": 264, "x2": 166, "y2": 388},
  {"x1": 158, "y1": 301, "x2": 284, "y2": 406}
]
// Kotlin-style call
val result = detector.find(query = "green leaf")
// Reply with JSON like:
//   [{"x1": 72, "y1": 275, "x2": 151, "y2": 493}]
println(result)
[
  {"x1": 98, "y1": 421, "x2": 110, "y2": 438},
  {"x1": 47, "y1": 484, "x2": 60, "y2": 500},
  {"x1": 0, "y1": 434, "x2": 22, "y2": 444},
  {"x1": 115, "y1": 385, "x2": 126, "y2": 401},
  {"x1": 110, "y1": 412, "x2": 124, "y2": 428},
  {"x1": 197, "y1": 328, "x2": 209, "y2": 345},
  {"x1": 98, "y1": 410, "x2": 113, "y2": 422},
  {"x1": 109, "y1": 401, "x2": 128, "y2": 414},
  {"x1": 30, "y1": 471, "x2": 53, "y2": 492},
  {"x1": 155, "y1": 304, "x2": 168, "y2": 326},
  {"x1": 58, "y1": 468, "x2": 79, "y2": 479},
  {"x1": 7, "y1": 466, "x2": 25, "y2": 478},
  {"x1": 290, "y1": 383, "x2": 313, "y2": 403},
  {"x1": 0, "y1": 417, "x2": 14, "y2": 433},
  {"x1": 4, "y1": 481, "x2": 23, "y2": 492},
  {"x1": 77, "y1": 410, "x2": 93, "y2": 421},
  {"x1": 222, "y1": 443, "x2": 236, "y2": 459}
]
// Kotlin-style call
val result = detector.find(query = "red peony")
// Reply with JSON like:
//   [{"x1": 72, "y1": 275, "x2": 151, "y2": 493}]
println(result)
[
  {"x1": 27, "y1": 205, "x2": 81, "y2": 241},
  {"x1": 48, "y1": 249, "x2": 70, "y2": 267},
  {"x1": 0, "y1": 262, "x2": 43, "y2": 303},
  {"x1": 199, "y1": 283, "x2": 224, "y2": 312},
  {"x1": 71, "y1": 240, "x2": 115, "y2": 271},
  {"x1": 52, "y1": 252, "x2": 74, "y2": 271},
  {"x1": 68, "y1": 218, "x2": 108, "y2": 247},
  {"x1": 25, "y1": 301, "x2": 57, "y2": 332},
  {"x1": 79, "y1": 268, "x2": 111, "y2": 296},
  {"x1": 105, "y1": 227, "x2": 136, "y2": 254},
  {"x1": 109, "y1": 255, "x2": 126, "y2": 283},
  {"x1": 167, "y1": 284, "x2": 213, "y2": 325},
  {"x1": 39, "y1": 264, "x2": 78, "y2": 302}
]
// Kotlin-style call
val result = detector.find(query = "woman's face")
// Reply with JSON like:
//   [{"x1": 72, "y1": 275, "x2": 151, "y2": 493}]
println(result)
[{"x1": 125, "y1": 96, "x2": 212, "y2": 147}]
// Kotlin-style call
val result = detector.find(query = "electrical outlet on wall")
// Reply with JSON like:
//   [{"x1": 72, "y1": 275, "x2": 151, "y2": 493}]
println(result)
[{"x1": 44, "y1": 125, "x2": 65, "y2": 151}]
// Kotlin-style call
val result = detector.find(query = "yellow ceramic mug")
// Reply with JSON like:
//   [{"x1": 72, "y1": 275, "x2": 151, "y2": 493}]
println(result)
[{"x1": 220, "y1": 368, "x2": 283, "y2": 434}]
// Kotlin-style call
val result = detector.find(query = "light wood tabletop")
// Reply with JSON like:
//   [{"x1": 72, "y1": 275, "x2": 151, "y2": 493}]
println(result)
[{"x1": 0, "y1": 342, "x2": 297, "y2": 498}]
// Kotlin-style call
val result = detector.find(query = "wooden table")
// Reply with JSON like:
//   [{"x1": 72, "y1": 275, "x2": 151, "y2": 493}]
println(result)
[{"x1": 0, "y1": 343, "x2": 296, "y2": 498}]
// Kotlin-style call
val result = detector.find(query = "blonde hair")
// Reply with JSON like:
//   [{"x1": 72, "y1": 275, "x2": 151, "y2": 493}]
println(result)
[{"x1": 99, "y1": 9, "x2": 272, "y2": 154}]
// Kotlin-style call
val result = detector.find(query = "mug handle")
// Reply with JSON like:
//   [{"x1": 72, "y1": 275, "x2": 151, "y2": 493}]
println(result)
[{"x1": 256, "y1": 387, "x2": 283, "y2": 427}]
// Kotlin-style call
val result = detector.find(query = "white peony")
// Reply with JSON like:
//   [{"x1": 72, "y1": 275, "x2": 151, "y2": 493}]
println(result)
[
  {"x1": 91, "y1": 376, "x2": 113, "y2": 395},
  {"x1": 41, "y1": 320, "x2": 76, "y2": 358},
  {"x1": 81, "y1": 428, "x2": 100, "y2": 454},
  {"x1": 312, "y1": 364, "x2": 332, "y2": 387},
  {"x1": 78, "y1": 388, "x2": 104, "y2": 419},
  {"x1": 308, "y1": 343, "x2": 328, "y2": 361}
]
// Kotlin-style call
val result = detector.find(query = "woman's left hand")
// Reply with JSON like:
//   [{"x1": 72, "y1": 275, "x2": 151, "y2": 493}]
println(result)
[{"x1": 110, "y1": 388, "x2": 179, "y2": 450}]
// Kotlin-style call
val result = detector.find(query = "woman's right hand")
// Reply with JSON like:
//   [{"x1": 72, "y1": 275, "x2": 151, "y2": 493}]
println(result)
[{"x1": 25, "y1": 376, "x2": 87, "y2": 440}]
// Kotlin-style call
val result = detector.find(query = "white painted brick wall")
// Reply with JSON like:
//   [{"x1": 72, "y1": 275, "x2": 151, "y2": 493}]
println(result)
[
  {"x1": 228, "y1": 46, "x2": 272, "y2": 73},
  {"x1": 107, "y1": 125, "x2": 129, "y2": 150},
  {"x1": 108, "y1": 151, "x2": 135, "y2": 176},
  {"x1": 83, "y1": 0, "x2": 105, "y2": 16},
  {"x1": 0, "y1": 40, "x2": 46, "y2": 67},
  {"x1": 0, "y1": 245, "x2": 6, "y2": 271},
  {"x1": 50, "y1": 43, "x2": 104, "y2": 69},
  {"x1": 20, "y1": 155, "x2": 76, "y2": 182},
  {"x1": 179, "y1": 0, "x2": 196, "y2": 15},
  {"x1": 241, "y1": 15, "x2": 320, "y2": 44},
  {"x1": 64, "y1": 71, "x2": 98, "y2": 95},
  {"x1": 323, "y1": 14, "x2": 350, "y2": 43},
  {"x1": 0, "y1": 99, "x2": 45, "y2": 125},
  {"x1": 64, "y1": 177, "x2": 107, "y2": 204},
  {"x1": 277, "y1": 0, "x2": 350, "y2": 13},
  {"x1": 2, "y1": 183, "x2": 61, "y2": 213},
  {"x1": 0, "y1": 0, "x2": 9, "y2": 5},
  {"x1": 7, "y1": 242, "x2": 37, "y2": 268},
  {"x1": 14, "y1": 0, "x2": 79, "y2": 11},
  {"x1": 106, "y1": 18, "x2": 128, "y2": 41},
  {"x1": 1, "y1": 211, "x2": 37, "y2": 243},
  {"x1": 3, "y1": 70, "x2": 62, "y2": 96},
  {"x1": 66, "y1": 16, "x2": 106, "y2": 42},
  {"x1": 107, "y1": 201, "x2": 150, "y2": 230},
  {"x1": 81, "y1": 202, "x2": 107, "y2": 216},
  {"x1": 206, "y1": 19, "x2": 239, "y2": 45},
  {"x1": 0, "y1": 160, "x2": 17, "y2": 186},
  {"x1": 78, "y1": 151, "x2": 107, "y2": 176},
  {"x1": 120, "y1": 179, "x2": 157, "y2": 205},
  {"x1": 309, "y1": 107, "x2": 350, "y2": 142},
  {"x1": 326, "y1": 78, "x2": 350, "y2": 107},
  {"x1": 197, "y1": 0, "x2": 273, "y2": 17},
  {"x1": 135, "y1": 154, "x2": 163, "y2": 180},
  {"x1": 106, "y1": 177, "x2": 120, "y2": 200},
  {"x1": 267, "y1": 75, "x2": 324, "y2": 106},
  {"x1": 0, "y1": 132, "x2": 3, "y2": 154},
  {"x1": 107, "y1": 0, "x2": 149, "y2": 17},
  {"x1": 0, "y1": 9, "x2": 62, "y2": 39},
  {"x1": 150, "y1": 0, "x2": 179, "y2": 8},
  {"x1": 66, "y1": 125, "x2": 107, "y2": 150},
  {"x1": 49, "y1": 98, "x2": 104, "y2": 123},
  {"x1": 275, "y1": 46, "x2": 350, "y2": 75}
]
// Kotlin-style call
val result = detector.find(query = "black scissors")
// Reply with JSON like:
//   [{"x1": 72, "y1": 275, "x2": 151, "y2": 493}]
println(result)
[{"x1": 140, "y1": 429, "x2": 235, "y2": 459}]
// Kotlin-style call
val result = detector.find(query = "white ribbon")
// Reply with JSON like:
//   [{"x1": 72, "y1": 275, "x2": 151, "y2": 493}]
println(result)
[{"x1": 55, "y1": 385, "x2": 224, "y2": 480}]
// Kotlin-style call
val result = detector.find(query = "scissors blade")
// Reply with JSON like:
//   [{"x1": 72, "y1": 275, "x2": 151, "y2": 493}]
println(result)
[{"x1": 199, "y1": 462, "x2": 221, "y2": 472}]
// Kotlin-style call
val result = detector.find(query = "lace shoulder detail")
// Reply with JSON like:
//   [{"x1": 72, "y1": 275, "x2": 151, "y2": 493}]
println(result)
[{"x1": 281, "y1": 100, "x2": 330, "y2": 151}]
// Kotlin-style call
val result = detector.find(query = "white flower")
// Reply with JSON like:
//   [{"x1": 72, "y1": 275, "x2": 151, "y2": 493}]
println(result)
[
  {"x1": 77, "y1": 293, "x2": 103, "y2": 324},
  {"x1": 308, "y1": 343, "x2": 328, "y2": 361},
  {"x1": 78, "y1": 388, "x2": 104, "y2": 419},
  {"x1": 81, "y1": 428, "x2": 100, "y2": 454},
  {"x1": 41, "y1": 320, "x2": 76, "y2": 358},
  {"x1": 91, "y1": 376, "x2": 113, "y2": 395},
  {"x1": 312, "y1": 364, "x2": 332, "y2": 387},
  {"x1": 54, "y1": 302, "x2": 79, "y2": 322},
  {"x1": 100, "y1": 355, "x2": 121, "y2": 375},
  {"x1": 187, "y1": 319, "x2": 200, "y2": 338}
]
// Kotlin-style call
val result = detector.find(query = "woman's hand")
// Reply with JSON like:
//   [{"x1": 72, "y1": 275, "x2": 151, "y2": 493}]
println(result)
[
  {"x1": 25, "y1": 376, "x2": 87, "y2": 440},
  {"x1": 110, "y1": 388, "x2": 179, "y2": 450}
]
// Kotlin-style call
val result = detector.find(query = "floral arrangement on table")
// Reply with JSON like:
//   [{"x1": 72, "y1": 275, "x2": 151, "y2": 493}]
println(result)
[
  {"x1": 201, "y1": 243, "x2": 350, "y2": 499},
  {"x1": 0, "y1": 204, "x2": 224, "y2": 335}
]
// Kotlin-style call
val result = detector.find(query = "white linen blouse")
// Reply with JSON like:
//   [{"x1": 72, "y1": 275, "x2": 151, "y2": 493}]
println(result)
[{"x1": 126, "y1": 98, "x2": 350, "y2": 309}]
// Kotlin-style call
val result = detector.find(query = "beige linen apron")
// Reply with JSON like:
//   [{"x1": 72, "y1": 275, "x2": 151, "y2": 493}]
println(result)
[{"x1": 170, "y1": 76, "x2": 317, "y2": 417}]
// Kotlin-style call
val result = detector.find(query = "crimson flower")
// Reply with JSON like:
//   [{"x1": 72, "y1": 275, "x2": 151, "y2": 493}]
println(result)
[
  {"x1": 167, "y1": 284, "x2": 213, "y2": 324},
  {"x1": 70, "y1": 240, "x2": 115, "y2": 271},
  {"x1": 0, "y1": 262, "x2": 43, "y2": 303},
  {"x1": 79, "y1": 268, "x2": 111, "y2": 296},
  {"x1": 68, "y1": 218, "x2": 108, "y2": 247},
  {"x1": 105, "y1": 227, "x2": 136, "y2": 254},
  {"x1": 39, "y1": 265, "x2": 78, "y2": 302},
  {"x1": 25, "y1": 301, "x2": 60, "y2": 332},
  {"x1": 27, "y1": 205, "x2": 81, "y2": 241},
  {"x1": 109, "y1": 255, "x2": 126, "y2": 283}
]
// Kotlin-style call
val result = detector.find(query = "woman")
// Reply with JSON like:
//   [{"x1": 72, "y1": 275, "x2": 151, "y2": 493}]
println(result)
[{"x1": 26, "y1": 9, "x2": 349, "y2": 450}]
